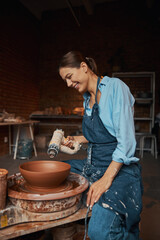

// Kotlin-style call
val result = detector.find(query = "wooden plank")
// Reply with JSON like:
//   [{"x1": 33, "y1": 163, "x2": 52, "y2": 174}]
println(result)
[{"x1": 0, "y1": 120, "x2": 39, "y2": 126}]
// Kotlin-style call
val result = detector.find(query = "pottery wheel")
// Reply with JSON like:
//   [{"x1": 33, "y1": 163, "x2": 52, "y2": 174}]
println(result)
[
  {"x1": 20, "y1": 180, "x2": 73, "y2": 194},
  {"x1": 8, "y1": 172, "x2": 88, "y2": 201},
  {"x1": 7, "y1": 172, "x2": 89, "y2": 213}
]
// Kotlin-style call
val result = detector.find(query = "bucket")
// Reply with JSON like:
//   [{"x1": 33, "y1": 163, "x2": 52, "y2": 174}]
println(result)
[
  {"x1": 17, "y1": 139, "x2": 33, "y2": 159},
  {"x1": 74, "y1": 221, "x2": 90, "y2": 240},
  {"x1": 0, "y1": 169, "x2": 8, "y2": 210},
  {"x1": 73, "y1": 232, "x2": 90, "y2": 240},
  {"x1": 52, "y1": 223, "x2": 76, "y2": 240}
]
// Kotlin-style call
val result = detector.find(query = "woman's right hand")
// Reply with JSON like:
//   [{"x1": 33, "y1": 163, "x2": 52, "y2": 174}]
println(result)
[
  {"x1": 63, "y1": 135, "x2": 88, "y2": 148},
  {"x1": 63, "y1": 136, "x2": 75, "y2": 149}
]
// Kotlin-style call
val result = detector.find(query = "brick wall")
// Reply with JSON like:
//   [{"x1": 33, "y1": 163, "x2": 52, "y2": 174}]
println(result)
[
  {"x1": 0, "y1": 0, "x2": 160, "y2": 156},
  {"x1": 0, "y1": 0, "x2": 40, "y2": 155},
  {"x1": 39, "y1": 0, "x2": 160, "y2": 113}
]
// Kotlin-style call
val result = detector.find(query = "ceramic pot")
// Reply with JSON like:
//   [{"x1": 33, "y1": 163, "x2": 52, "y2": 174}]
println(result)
[{"x1": 19, "y1": 161, "x2": 71, "y2": 189}]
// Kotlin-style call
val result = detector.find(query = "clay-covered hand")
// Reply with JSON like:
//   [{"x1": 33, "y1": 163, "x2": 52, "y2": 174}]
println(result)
[
  {"x1": 86, "y1": 176, "x2": 113, "y2": 209},
  {"x1": 60, "y1": 141, "x2": 81, "y2": 155},
  {"x1": 62, "y1": 135, "x2": 88, "y2": 148},
  {"x1": 63, "y1": 136, "x2": 75, "y2": 148}
]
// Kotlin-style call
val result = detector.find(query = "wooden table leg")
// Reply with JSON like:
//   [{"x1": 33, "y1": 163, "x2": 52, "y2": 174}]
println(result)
[
  {"x1": 8, "y1": 125, "x2": 11, "y2": 155},
  {"x1": 29, "y1": 124, "x2": 37, "y2": 157},
  {"x1": 13, "y1": 126, "x2": 20, "y2": 160}
]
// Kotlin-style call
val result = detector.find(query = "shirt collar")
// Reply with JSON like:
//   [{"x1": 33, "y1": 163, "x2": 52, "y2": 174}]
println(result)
[
  {"x1": 100, "y1": 76, "x2": 109, "y2": 86},
  {"x1": 83, "y1": 76, "x2": 109, "y2": 99}
]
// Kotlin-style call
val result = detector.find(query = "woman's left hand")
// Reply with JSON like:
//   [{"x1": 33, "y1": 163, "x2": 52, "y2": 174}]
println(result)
[{"x1": 86, "y1": 176, "x2": 113, "y2": 209}]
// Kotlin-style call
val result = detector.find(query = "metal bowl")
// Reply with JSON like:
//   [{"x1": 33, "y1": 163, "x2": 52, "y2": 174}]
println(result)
[{"x1": 19, "y1": 161, "x2": 71, "y2": 189}]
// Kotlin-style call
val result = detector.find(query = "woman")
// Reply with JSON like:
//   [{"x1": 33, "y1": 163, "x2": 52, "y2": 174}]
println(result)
[{"x1": 59, "y1": 51, "x2": 143, "y2": 240}]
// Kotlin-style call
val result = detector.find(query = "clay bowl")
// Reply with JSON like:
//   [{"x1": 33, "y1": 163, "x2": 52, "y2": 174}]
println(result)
[{"x1": 19, "y1": 161, "x2": 71, "y2": 189}]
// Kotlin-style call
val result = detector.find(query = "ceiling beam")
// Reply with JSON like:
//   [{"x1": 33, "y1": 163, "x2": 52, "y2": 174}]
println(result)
[
  {"x1": 66, "y1": 0, "x2": 80, "y2": 27},
  {"x1": 82, "y1": 0, "x2": 94, "y2": 15}
]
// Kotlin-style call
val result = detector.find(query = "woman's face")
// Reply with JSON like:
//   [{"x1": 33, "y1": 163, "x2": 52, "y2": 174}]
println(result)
[{"x1": 59, "y1": 63, "x2": 88, "y2": 94}]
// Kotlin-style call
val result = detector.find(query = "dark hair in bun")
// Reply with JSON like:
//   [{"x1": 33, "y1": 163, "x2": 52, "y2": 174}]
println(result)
[{"x1": 59, "y1": 51, "x2": 97, "y2": 74}]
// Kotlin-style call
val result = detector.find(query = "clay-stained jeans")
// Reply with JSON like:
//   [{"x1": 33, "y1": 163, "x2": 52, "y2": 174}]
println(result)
[
  {"x1": 88, "y1": 203, "x2": 140, "y2": 240},
  {"x1": 64, "y1": 159, "x2": 140, "y2": 240}
]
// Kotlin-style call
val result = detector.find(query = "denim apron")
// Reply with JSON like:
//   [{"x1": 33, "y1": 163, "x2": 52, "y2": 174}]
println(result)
[{"x1": 81, "y1": 77, "x2": 143, "y2": 232}]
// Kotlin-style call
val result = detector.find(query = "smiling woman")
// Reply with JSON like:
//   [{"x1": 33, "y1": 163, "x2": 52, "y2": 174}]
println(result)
[
  {"x1": 59, "y1": 51, "x2": 98, "y2": 94},
  {"x1": 59, "y1": 51, "x2": 97, "y2": 74},
  {"x1": 58, "y1": 51, "x2": 143, "y2": 240}
]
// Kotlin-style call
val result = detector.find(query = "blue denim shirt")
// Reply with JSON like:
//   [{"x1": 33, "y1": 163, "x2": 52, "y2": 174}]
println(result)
[{"x1": 83, "y1": 76, "x2": 139, "y2": 165}]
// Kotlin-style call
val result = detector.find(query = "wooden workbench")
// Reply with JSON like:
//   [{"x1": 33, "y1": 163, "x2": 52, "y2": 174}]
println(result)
[
  {"x1": 0, "y1": 121, "x2": 39, "y2": 159},
  {"x1": 0, "y1": 206, "x2": 91, "y2": 240}
]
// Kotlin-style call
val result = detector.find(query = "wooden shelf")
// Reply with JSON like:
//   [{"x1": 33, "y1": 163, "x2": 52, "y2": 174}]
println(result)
[{"x1": 112, "y1": 72, "x2": 155, "y2": 150}]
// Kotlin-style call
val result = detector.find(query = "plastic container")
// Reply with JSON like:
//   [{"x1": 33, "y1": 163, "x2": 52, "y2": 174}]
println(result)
[
  {"x1": 52, "y1": 223, "x2": 76, "y2": 240},
  {"x1": 73, "y1": 232, "x2": 90, "y2": 240},
  {"x1": 17, "y1": 139, "x2": 33, "y2": 159}
]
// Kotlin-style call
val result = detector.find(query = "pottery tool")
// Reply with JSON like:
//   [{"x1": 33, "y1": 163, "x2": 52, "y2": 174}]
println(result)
[{"x1": 47, "y1": 129, "x2": 81, "y2": 158}]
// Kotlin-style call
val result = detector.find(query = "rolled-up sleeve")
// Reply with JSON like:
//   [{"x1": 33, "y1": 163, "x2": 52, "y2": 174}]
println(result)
[{"x1": 111, "y1": 80, "x2": 139, "y2": 165}]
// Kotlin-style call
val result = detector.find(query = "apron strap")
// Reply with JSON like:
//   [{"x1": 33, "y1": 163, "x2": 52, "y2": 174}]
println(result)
[
  {"x1": 95, "y1": 77, "x2": 101, "y2": 104},
  {"x1": 91, "y1": 77, "x2": 100, "y2": 119},
  {"x1": 84, "y1": 77, "x2": 101, "y2": 114}
]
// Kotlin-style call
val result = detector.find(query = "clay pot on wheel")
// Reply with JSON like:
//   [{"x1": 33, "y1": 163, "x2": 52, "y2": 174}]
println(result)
[{"x1": 19, "y1": 161, "x2": 71, "y2": 190}]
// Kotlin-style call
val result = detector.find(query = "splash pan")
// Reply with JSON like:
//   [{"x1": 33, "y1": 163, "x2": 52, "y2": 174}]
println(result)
[{"x1": 7, "y1": 172, "x2": 89, "y2": 213}]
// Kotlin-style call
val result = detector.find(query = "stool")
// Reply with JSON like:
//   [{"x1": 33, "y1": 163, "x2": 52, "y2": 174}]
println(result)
[{"x1": 139, "y1": 134, "x2": 157, "y2": 159}]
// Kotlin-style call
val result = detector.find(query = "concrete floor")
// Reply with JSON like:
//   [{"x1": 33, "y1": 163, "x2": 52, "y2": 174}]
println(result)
[{"x1": 0, "y1": 149, "x2": 160, "y2": 240}]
